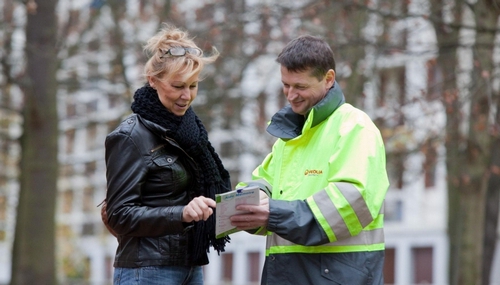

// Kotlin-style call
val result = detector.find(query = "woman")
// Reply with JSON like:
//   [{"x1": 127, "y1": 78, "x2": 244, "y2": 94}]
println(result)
[{"x1": 103, "y1": 23, "x2": 231, "y2": 285}]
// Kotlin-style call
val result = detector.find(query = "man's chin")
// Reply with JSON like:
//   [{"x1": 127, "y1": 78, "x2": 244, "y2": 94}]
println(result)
[{"x1": 291, "y1": 106, "x2": 307, "y2": 116}]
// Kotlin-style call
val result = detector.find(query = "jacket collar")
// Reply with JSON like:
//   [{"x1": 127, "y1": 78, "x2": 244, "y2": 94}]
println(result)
[
  {"x1": 133, "y1": 114, "x2": 184, "y2": 149},
  {"x1": 134, "y1": 113, "x2": 168, "y2": 136},
  {"x1": 266, "y1": 81, "x2": 345, "y2": 139}
]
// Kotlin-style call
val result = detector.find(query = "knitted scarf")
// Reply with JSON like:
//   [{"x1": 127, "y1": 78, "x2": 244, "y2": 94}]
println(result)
[{"x1": 131, "y1": 84, "x2": 231, "y2": 261}]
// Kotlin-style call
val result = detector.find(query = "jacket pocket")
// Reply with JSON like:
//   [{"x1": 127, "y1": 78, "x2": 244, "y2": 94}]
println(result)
[
  {"x1": 151, "y1": 151, "x2": 190, "y2": 193},
  {"x1": 152, "y1": 152, "x2": 177, "y2": 167},
  {"x1": 320, "y1": 253, "x2": 370, "y2": 284},
  {"x1": 158, "y1": 233, "x2": 189, "y2": 257}
]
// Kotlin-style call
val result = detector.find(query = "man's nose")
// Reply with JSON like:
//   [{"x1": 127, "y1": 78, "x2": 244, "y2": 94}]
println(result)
[{"x1": 286, "y1": 87, "x2": 298, "y2": 100}]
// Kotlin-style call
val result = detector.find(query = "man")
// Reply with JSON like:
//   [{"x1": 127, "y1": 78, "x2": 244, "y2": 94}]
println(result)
[{"x1": 231, "y1": 35, "x2": 389, "y2": 284}]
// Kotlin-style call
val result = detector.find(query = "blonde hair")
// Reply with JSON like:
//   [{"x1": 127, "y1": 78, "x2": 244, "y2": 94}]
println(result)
[{"x1": 143, "y1": 23, "x2": 219, "y2": 82}]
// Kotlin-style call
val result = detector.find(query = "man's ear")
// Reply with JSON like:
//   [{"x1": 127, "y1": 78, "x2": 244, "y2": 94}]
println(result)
[{"x1": 325, "y1": 69, "x2": 335, "y2": 89}]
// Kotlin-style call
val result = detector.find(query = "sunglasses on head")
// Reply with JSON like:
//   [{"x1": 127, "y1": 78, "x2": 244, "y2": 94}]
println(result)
[{"x1": 160, "y1": 47, "x2": 203, "y2": 58}]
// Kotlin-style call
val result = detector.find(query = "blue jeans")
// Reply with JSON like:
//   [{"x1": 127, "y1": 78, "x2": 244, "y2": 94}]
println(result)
[{"x1": 113, "y1": 266, "x2": 203, "y2": 285}]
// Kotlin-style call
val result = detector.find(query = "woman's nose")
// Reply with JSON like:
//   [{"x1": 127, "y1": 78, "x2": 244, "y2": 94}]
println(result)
[{"x1": 180, "y1": 88, "x2": 191, "y2": 99}]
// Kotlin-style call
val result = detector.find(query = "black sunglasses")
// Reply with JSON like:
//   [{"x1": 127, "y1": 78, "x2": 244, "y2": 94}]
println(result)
[{"x1": 160, "y1": 47, "x2": 203, "y2": 58}]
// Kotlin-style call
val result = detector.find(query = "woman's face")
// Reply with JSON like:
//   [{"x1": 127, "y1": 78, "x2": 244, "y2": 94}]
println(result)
[{"x1": 149, "y1": 72, "x2": 200, "y2": 116}]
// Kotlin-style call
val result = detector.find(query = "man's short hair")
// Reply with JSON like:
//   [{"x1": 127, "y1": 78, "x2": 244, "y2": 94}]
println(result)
[{"x1": 276, "y1": 35, "x2": 336, "y2": 81}]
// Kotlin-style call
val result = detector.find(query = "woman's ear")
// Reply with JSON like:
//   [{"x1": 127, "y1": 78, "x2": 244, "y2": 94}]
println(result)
[{"x1": 148, "y1": 77, "x2": 156, "y2": 89}]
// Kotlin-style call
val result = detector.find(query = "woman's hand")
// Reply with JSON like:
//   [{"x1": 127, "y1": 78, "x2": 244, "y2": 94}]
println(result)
[
  {"x1": 182, "y1": 196, "x2": 216, "y2": 222},
  {"x1": 100, "y1": 201, "x2": 118, "y2": 237}
]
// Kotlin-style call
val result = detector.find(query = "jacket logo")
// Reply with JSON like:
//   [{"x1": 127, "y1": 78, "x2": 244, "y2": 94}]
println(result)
[{"x1": 304, "y1": 169, "x2": 323, "y2": 176}]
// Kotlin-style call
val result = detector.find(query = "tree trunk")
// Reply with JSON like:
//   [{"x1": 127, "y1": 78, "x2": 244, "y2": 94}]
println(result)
[
  {"x1": 483, "y1": 138, "x2": 500, "y2": 284},
  {"x1": 430, "y1": 1, "x2": 463, "y2": 284},
  {"x1": 478, "y1": 4, "x2": 500, "y2": 283},
  {"x1": 11, "y1": 0, "x2": 59, "y2": 284},
  {"x1": 468, "y1": 1, "x2": 500, "y2": 284},
  {"x1": 431, "y1": 0, "x2": 500, "y2": 284}
]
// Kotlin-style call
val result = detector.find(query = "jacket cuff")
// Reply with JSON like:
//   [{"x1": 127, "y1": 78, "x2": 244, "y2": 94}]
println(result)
[
  {"x1": 267, "y1": 199, "x2": 279, "y2": 232},
  {"x1": 165, "y1": 206, "x2": 187, "y2": 232}
]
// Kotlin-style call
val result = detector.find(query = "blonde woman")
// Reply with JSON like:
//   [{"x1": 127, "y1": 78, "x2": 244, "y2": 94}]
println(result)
[{"x1": 103, "y1": 23, "x2": 230, "y2": 285}]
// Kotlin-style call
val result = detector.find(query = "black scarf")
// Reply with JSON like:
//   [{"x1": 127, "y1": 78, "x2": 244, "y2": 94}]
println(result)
[{"x1": 131, "y1": 84, "x2": 231, "y2": 261}]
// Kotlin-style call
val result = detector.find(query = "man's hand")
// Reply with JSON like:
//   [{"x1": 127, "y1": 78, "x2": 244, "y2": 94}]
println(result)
[
  {"x1": 182, "y1": 196, "x2": 216, "y2": 222},
  {"x1": 230, "y1": 191, "x2": 269, "y2": 230}
]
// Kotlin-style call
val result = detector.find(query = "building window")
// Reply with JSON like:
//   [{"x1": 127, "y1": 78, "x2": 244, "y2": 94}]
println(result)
[
  {"x1": 60, "y1": 164, "x2": 74, "y2": 177},
  {"x1": 221, "y1": 252, "x2": 233, "y2": 283},
  {"x1": 65, "y1": 129, "x2": 76, "y2": 154},
  {"x1": 384, "y1": 247, "x2": 396, "y2": 284},
  {"x1": 85, "y1": 161, "x2": 97, "y2": 177},
  {"x1": 247, "y1": 252, "x2": 260, "y2": 282},
  {"x1": 0, "y1": 195, "x2": 5, "y2": 221},
  {"x1": 107, "y1": 119, "x2": 120, "y2": 134},
  {"x1": 0, "y1": 195, "x2": 5, "y2": 241},
  {"x1": 412, "y1": 246, "x2": 433, "y2": 284},
  {"x1": 62, "y1": 190, "x2": 74, "y2": 214},
  {"x1": 220, "y1": 141, "x2": 235, "y2": 157},
  {"x1": 426, "y1": 59, "x2": 442, "y2": 101},
  {"x1": 378, "y1": 66, "x2": 407, "y2": 190},
  {"x1": 82, "y1": 186, "x2": 94, "y2": 212},
  {"x1": 105, "y1": 255, "x2": 114, "y2": 280},
  {"x1": 66, "y1": 102, "x2": 77, "y2": 118},
  {"x1": 378, "y1": 66, "x2": 406, "y2": 111},
  {"x1": 86, "y1": 123, "x2": 98, "y2": 150},
  {"x1": 385, "y1": 199, "x2": 403, "y2": 222},
  {"x1": 82, "y1": 222, "x2": 95, "y2": 236},
  {"x1": 108, "y1": 93, "x2": 122, "y2": 109},
  {"x1": 86, "y1": 100, "x2": 98, "y2": 114},
  {"x1": 83, "y1": 256, "x2": 91, "y2": 281}
]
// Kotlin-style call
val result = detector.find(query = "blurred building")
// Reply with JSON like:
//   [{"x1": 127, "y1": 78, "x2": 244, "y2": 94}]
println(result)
[{"x1": 1, "y1": 1, "x2": 500, "y2": 285}]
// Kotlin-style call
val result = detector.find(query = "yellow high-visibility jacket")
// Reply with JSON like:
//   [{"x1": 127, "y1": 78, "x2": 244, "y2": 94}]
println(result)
[{"x1": 240, "y1": 82, "x2": 389, "y2": 284}]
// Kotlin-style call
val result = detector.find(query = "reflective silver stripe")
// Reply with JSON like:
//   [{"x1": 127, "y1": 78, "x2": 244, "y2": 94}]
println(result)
[
  {"x1": 335, "y1": 182, "x2": 374, "y2": 228},
  {"x1": 266, "y1": 228, "x2": 385, "y2": 249},
  {"x1": 312, "y1": 190, "x2": 351, "y2": 240}
]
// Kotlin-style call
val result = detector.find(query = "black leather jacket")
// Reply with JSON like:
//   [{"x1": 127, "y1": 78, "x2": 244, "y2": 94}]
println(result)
[{"x1": 105, "y1": 114, "x2": 208, "y2": 267}]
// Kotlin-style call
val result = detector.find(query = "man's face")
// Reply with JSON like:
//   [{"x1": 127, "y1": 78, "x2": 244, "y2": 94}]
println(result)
[{"x1": 280, "y1": 66, "x2": 335, "y2": 115}]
